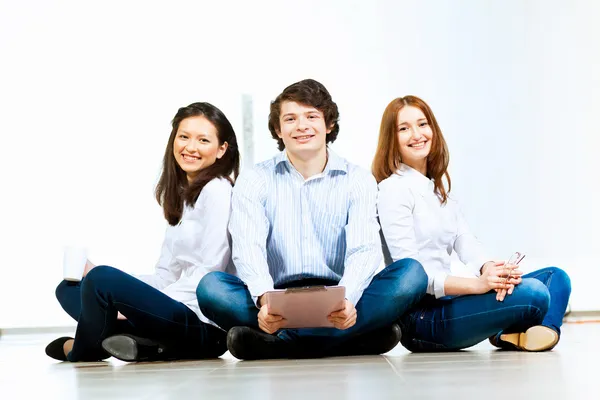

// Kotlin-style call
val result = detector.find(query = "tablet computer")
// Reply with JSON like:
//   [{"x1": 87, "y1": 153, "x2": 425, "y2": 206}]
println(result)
[{"x1": 264, "y1": 285, "x2": 346, "y2": 329}]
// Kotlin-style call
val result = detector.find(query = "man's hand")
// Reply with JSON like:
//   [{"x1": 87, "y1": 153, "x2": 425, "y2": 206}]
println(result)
[
  {"x1": 257, "y1": 296, "x2": 286, "y2": 334},
  {"x1": 328, "y1": 300, "x2": 357, "y2": 330}
]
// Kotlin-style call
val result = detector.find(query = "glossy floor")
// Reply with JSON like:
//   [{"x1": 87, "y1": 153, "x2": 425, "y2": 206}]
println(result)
[{"x1": 1, "y1": 323, "x2": 597, "y2": 400}]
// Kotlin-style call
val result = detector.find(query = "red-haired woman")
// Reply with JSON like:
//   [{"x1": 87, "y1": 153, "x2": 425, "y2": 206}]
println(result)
[{"x1": 373, "y1": 96, "x2": 570, "y2": 352}]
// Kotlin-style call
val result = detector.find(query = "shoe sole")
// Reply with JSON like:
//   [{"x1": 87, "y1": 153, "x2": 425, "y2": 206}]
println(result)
[
  {"x1": 500, "y1": 326, "x2": 559, "y2": 352},
  {"x1": 102, "y1": 335, "x2": 138, "y2": 361}
]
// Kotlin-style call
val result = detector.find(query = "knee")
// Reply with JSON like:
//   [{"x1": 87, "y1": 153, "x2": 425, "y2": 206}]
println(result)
[
  {"x1": 516, "y1": 278, "x2": 551, "y2": 317},
  {"x1": 81, "y1": 265, "x2": 117, "y2": 292},
  {"x1": 196, "y1": 271, "x2": 231, "y2": 309},
  {"x1": 55, "y1": 280, "x2": 71, "y2": 304},
  {"x1": 549, "y1": 266, "x2": 572, "y2": 296},
  {"x1": 389, "y1": 258, "x2": 428, "y2": 299}
]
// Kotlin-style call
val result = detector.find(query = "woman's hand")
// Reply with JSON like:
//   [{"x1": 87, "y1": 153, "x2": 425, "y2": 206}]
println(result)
[
  {"x1": 82, "y1": 260, "x2": 97, "y2": 278},
  {"x1": 495, "y1": 267, "x2": 522, "y2": 301},
  {"x1": 475, "y1": 261, "x2": 523, "y2": 296}
]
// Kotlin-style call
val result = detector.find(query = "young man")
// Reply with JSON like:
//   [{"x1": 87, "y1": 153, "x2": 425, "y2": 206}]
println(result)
[{"x1": 197, "y1": 79, "x2": 427, "y2": 360}]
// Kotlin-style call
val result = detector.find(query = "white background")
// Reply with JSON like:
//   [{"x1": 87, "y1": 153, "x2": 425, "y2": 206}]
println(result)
[{"x1": 1, "y1": 0, "x2": 598, "y2": 328}]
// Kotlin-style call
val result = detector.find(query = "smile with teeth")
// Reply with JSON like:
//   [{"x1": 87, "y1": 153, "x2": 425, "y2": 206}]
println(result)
[
  {"x1": 294, "y1": 135, "x2": 314, "y2": 142},
  {"x1": 409, "y1": 141, "x2": 427, "y2": 149},
  {"x1": 182, "y1": 154, "x2": 200, "y2": 162}
]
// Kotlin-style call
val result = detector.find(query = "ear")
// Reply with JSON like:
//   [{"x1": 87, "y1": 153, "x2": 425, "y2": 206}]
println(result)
[
  {"x1": 326, "y1": 122, "x2": 334, "y2": 135},
  {"x1": 276, "y1": 128, "x2": 283, "y2": 139},
  {"x1": 216, "y1": 141, "x2": 229, "y2": 159}
]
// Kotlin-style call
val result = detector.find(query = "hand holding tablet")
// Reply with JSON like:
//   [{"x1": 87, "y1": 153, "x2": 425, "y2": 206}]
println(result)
[{"x1": 263, "y1": 286, "x2": 346, "y2": 329}]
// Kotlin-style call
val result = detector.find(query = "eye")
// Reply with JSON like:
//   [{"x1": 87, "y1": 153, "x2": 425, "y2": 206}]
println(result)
[
  {"x1": 200, "y1": 138, "x2": 210, "y2": 143},
  {"x1": 179, "y1": 134, "x2": 188, "y2": 139},
  {"x1": 398, "y1": 126, "x2": 408, "y2": 132},
  {"x1": 419, "y1": 122, "x2": 429, "y2": 127},
  {"x1": 284, "y1": 117, "x2": 294, "y2": 122}
]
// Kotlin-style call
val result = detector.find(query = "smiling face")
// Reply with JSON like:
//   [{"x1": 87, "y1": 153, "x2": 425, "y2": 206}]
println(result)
[
  {"x1": 396, "y1": 105, "x2": 433, "y2": 167},
  {"x1": 276, "y1": 101, "x2": 331, "y2": 159},
  {"x1": 172, "y1": 115, "x2": 228, "y2": 182}
]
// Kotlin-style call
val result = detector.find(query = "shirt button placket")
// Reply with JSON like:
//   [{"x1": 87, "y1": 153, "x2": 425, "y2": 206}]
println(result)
[{"x1": 301, "y1": 184, "x2": 310, "y2": 242}]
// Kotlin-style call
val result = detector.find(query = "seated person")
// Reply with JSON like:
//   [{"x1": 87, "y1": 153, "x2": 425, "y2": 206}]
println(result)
[
  {"x1": 197, "y1": 79, "x2": 428, "y2": 360},
  {"x1": 47, "y1": 102, "x2": 240, "y2": 362},
  {"x1": 373, "y1": 95, "x2": 571, "y2": 352}
]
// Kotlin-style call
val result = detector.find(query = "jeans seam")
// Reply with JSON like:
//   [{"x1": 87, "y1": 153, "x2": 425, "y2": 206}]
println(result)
[
  {"x1": 114, "y1": 301, "x2": 195, "y2": 329},
  {"x1": 525, "y1": 270, "x2": 553, "y2": 283},
  {"x1": 93, "y1": 287, "x2": 112, "y2": 348},
  {"x1": 421, "y1": 304, "x2": 544, "y2": 323}
]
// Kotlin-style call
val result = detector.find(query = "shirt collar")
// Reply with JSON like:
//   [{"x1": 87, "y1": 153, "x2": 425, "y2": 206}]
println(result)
[
  {"x1": 397, "y1": 163, "x2": 435, "y2": 194},
  {"x1": 275, "y1": 147, "x2": 347, "y2": 176}
]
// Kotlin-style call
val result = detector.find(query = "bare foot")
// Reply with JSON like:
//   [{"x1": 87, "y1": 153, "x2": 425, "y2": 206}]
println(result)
[{"x1": 63, "y1": 339, "x2": 74, "y2": 357}]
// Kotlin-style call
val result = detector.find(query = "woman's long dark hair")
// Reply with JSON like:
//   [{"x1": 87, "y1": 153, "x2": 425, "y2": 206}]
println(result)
[{"x1": 155, "y1": 102, "x2": 240, "y2": 225}]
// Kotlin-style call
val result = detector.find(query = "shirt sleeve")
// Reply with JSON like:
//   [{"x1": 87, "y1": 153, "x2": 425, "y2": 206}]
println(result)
[
  {"x1": 377, "y1": 178, "x2": 446, "y2": 298},
  {"x1": 136, "y1": 232, "x2": 180, "y2": 290},
  {"x1": 337, "y1": 169, "x2": 383, "y2": 306},
  {"x1": 229, "y1": 169, "x2": 274, "y2": 307},
  {"x1": 159, "y1": 179, "x2": 233, "y2": 303},
  {"x1": 453, "y1": 202, "x2": 489, "y2": 277}
]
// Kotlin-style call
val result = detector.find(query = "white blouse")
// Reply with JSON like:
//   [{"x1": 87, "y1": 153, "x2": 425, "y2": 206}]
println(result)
[
  {"x1": 138, "y1": 177, "x2": 234, "y2": 326},
  {"x1": 377, "y1": 164, "x2": 489, "y2": 298}
]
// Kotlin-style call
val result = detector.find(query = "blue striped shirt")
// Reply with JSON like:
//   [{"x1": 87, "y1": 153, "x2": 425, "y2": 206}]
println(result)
[{"x1": 229, "y1": 149, "x2": 383, "y2": 306}]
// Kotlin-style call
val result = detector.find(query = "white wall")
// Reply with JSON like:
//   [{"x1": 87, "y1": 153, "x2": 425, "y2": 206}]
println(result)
[{"x1": 1, "y1": 0, "x2": 598, "y2": 328}]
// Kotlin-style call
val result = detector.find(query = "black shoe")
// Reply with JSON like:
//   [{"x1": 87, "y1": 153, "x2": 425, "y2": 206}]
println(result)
[
  {"x1": 102, "y1": 334, "x2": 167, "y2": 362},
  {"x1": 331, "y1": 324, "x2": 402, "y2": 357},
  {"x1": 227, "y1": 327, "x2": 291, "y2": 360},
  {"x1": 45, "y1": 337, "x2": 73, "y2": 361}
]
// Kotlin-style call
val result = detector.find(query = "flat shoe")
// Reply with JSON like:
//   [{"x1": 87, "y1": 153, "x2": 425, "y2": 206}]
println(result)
[
  {"x1": 45, "y1": 337, "x2": 73, "y2": 361},
  {"x1": 500, "y1": 326, "x2": 559, "y2": 352}
]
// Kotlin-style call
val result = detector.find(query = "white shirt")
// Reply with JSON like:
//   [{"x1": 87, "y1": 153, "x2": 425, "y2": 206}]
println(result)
[
  {"x1": 138, "y1": 177, "x2": 234, "y2": 326},
  {"x1": 377, "y1": 164, "x2": 488, "y2": 298},
  {"x1": 229, "y1": 149, "x2": 383, "y2": 306}
]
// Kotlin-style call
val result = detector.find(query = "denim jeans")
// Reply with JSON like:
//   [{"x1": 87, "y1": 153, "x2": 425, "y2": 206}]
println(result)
[
  {"x1": 55, "y1": 266, "x2": 226, "y2": 361},
  {"x1": 399, "y1": 267, "x2": 571, "y2": 352},
  {"x1": 196, "y1": 258, "x2": 428, "y2": 352}
]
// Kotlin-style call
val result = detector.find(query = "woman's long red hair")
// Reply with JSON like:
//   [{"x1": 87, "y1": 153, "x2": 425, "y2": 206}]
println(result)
[{"x1": 372, "y1": 95, "x2": 451, "y2": 203}]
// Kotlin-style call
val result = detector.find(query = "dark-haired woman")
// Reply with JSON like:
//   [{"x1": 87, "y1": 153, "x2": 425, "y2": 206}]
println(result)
[
  {"x1": 373, "y1": 96, "x2": 571, "y2": 352},
  {"x1": 46, "y1": 102, "x2": 240, "y2": 362}
]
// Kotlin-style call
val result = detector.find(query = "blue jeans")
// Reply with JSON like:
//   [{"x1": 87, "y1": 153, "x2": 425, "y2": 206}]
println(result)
[
  {"x1": 399, "y1": 267, "x2": 571, "y2": 351},
  {"x1": 196, "y1": 258, "x2": 428, "y2": 352},
  {"x1": 55, "y1": 266, "x2": 226, "y2": 361}
]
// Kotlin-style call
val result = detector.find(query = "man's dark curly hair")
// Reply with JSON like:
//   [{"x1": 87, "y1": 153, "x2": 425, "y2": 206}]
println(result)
[{"x1": 268, "y1": 79, "x2": 340, "y2": 151}]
